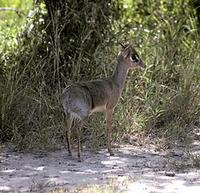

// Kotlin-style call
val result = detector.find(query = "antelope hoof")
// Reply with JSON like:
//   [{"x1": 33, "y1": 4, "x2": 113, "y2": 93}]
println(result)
[
  {"x1": 68, "y1": 152, "x2": 72, "y2": 157},
  {"x1": 109, "y1": 150, "x2": 114, "y2": 156}
]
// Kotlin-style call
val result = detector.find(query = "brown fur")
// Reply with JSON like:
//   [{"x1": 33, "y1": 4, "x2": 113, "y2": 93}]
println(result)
[{"x1": 62, "y1": 45, "x2": 144, "y2": 161}]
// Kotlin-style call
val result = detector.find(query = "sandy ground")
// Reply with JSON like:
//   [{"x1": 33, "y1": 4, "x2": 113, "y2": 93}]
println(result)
[{"x1": 0, "y1": 143, "x2": 200, "y2": 193}]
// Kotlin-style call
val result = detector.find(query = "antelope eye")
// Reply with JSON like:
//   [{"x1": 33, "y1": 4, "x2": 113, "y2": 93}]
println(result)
[{"x1": 131, "y1": 55, "x2": 139, "y2": 62}]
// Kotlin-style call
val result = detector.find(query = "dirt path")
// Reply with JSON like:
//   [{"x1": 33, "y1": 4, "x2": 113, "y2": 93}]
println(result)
[{"x1": 0, "y1": 144, "x2": 200, "y2": 193}]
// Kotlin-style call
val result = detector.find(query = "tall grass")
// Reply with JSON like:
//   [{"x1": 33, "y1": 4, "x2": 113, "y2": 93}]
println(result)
[
  {"x1": 0, "y1": 0, "x2": 199, "y2": 150},
  {"x1": 114, "y1": 2, "x2": 200, "y2": 144},
  {"x1": 0, "y1": 0, "x2": 118, "y2": 149}
]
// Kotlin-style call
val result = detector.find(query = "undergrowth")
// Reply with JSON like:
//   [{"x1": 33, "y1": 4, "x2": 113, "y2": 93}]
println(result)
[{"x1": 0, "y1": 0, "x2": 199, "y2": 150}]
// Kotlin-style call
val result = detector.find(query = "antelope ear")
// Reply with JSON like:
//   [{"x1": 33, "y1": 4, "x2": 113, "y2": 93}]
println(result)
[
  {"x1": 122, "y1": 45, "x2": 131, "y2": 58},
  {"x1": 119, "y1": 42, "x2": 126, "y2": 49}
]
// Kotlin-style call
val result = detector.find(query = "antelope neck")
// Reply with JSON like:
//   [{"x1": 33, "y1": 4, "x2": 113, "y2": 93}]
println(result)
[{"x1": 112, "y1": 59, "x2": 129, "y2": 91}]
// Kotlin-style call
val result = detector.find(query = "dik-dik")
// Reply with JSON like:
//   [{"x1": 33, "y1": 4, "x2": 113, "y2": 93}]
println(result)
[{"x1": 62, "y1": 44, "x2": 144, "y2": 161}]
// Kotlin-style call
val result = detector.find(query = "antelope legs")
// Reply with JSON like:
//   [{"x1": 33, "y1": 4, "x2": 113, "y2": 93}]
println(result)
[
  {"x1": 64, "y1": 115, "x2": 73, "y2": 157},
  {"x1": 106, "y1": 109, "x2": 114, "y2": 156}
]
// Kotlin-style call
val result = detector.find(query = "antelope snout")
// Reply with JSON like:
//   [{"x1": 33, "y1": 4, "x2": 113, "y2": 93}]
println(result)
[{"x1": 140, "y1": 60, "x2": 145, "y2": 68}]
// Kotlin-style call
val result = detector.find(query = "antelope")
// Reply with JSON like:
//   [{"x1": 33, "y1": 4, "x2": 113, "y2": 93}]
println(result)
[{"x1": 62, "y1": 43, "x2": 145, "y2": 161}]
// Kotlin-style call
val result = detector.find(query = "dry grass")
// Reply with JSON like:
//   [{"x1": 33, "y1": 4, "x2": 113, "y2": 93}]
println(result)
[
  {"x1": 0, "y1": 0, "x2": 200, "y2": 150},
  {"x1": 46, "y1": 183, "x2": 122, "y2": 193}
]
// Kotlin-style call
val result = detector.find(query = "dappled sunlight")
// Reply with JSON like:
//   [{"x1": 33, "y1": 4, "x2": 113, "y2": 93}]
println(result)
[
  {"x1": 101, "y1": 156, "x2": 128, "y2": 166},
  {"x1": 0, "y1": 169, "x2": 16, "y2": 174},
  {"x1": 126, "y1": 171, "x2": 200, "y2": 193},
  {"x1": 1, "y1": 145, "x2": 199, "y2": 192},
  {"x1": 0, "y1": 186, "x2": 12, "y2": 192},
  {"x1": 24, "y1": 165, "x2": 46, "y2": 171},
  {"x1": 0, "y1": 0, "x2": 200, "y2": 193},
  {"x1": 59, "y1": 170, "x2": 71, "y2": 174}
]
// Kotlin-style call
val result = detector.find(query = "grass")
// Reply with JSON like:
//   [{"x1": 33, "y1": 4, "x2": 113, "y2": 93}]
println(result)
[
  {"x1": 46, "y1": 186, "x2": 118, "y2": 193},
  {"x1": 0, "y1": 0, "x2": 200, "y2": 150},
  {"x1": 45, "y1": 182, "x2": 124, "y2": 193}
]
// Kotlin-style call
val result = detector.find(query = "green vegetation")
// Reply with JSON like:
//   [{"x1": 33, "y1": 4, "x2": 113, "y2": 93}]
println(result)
[
  {"x1": 46, "y1": 183, "x2": 120, "y2": 193},
  {"x1": 0, "y1": 0, "x2": 199, "y2": 150}
]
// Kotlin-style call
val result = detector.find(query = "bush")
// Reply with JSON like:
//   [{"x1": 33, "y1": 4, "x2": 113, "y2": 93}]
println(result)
[
  {"x1": 0, "y1": 0, "x2": 119, "y2": 149},
  {"x1": 0, "y1": 0, "x2": 199, "y2": 149}
]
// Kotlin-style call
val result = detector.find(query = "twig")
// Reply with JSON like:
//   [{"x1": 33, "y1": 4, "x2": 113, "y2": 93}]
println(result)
[{"x1": 0, "y1": 7, "x2": 23, "y2": 17}]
